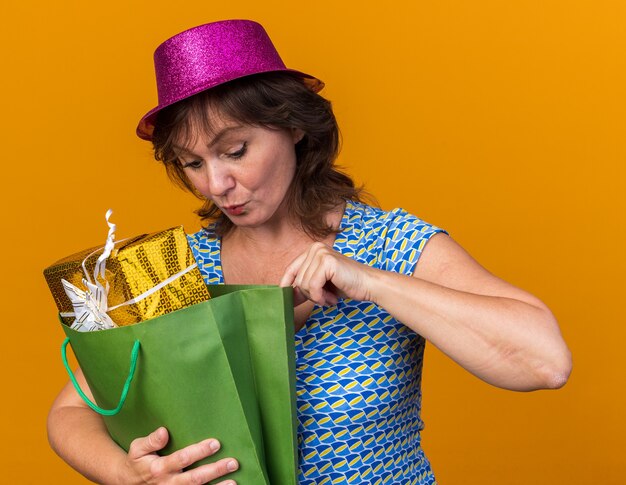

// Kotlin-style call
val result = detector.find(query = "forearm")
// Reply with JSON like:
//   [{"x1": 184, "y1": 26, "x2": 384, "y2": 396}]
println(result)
[
  {"x1": 48, "y1": 393, "x2": 128, "y2": 484},
  {"x1": 368, "y1": 269, "x2": 572, "y2": 391}
]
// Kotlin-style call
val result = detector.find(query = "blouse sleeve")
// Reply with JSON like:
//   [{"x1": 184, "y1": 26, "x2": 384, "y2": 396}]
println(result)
[{"x1": 379, "y1": 208, "x2": 448, "y2": 276}]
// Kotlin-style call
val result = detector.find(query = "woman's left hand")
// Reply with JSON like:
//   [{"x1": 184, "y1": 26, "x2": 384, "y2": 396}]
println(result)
[
  {"x1": 281, "y1": 234, "x2": 572, "y2": 391},
  {"x1": 280, "y1": 242, "x2": 375, "y2": 306}
]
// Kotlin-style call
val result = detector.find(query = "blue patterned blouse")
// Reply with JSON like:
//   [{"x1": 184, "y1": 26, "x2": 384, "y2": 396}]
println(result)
[{"x1": 187, "y1": 200, "x2": 446, "y2": 485}]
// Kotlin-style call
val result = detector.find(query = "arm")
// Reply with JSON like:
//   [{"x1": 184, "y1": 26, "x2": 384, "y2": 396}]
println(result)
[
  {"x1": 280, "y1": 234, "x2": 572, "y2": 391},
  {"x1": 48, "y1": 367, "x2": 239, "y2": 484}
]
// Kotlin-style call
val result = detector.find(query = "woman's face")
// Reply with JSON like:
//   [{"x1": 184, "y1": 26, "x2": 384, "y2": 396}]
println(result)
[{"x1": 175, "y1": 111, "x2": 303, "y2": 229}]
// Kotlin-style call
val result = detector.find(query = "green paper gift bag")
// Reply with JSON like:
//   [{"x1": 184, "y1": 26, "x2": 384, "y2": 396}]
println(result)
[{"x1": 61, "y1": 285, "x2": 297, "y2": 485}]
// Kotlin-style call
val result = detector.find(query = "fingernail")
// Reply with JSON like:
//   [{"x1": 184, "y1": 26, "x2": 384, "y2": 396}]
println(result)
[
  {"x1": 226, "y1": 460, "x2": 239, "y2": 471},
  {"x1": 209, "y1": 439, "x2": 220, "y2": 452}
]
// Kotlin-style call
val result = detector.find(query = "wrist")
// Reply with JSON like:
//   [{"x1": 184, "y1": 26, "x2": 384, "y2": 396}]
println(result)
[
  {"x1": 362, "y1": 265, "x2": 388, "y2": 306},
  {"x1": 112, "y1": 455, "x2": 139, "y2": 485}
]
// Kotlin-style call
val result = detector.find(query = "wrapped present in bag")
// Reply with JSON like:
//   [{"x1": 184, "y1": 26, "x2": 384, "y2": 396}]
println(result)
[
  {"x1": 43, "y1": 210, "x2": 211, "y2": 330},
  {"x1": 45, "y1": 213, "x2": 298, "y2": 484}
]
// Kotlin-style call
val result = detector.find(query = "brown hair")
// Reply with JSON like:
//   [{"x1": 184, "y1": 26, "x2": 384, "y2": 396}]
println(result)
[{"x1": 151, "y1": 72, "x2": 370, "y2": 238}]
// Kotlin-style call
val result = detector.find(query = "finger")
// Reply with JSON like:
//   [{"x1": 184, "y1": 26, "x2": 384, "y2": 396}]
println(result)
[
  {"x1": 300, "y1": 249, "x2": 336, "y2": 305},
  {"x1": 292, "y1": 287, "x2": 308, "y2": 307},
  {"x1": 321, "y1": 284, "x2": 340, "y2": 306},
  {"x1": 293, "y1": 243, "x2": 326, "y2": 292},
  {"x1": 128, "y1": 427, "x2": 169, "y2": 458},
  {"x1": 280, "y1": 252, "x2": 307, "y2": 288},
  {"x1": 156, "y1": 438, "x2": 221, "y2": 474},
  {"x1": 181, "y1": 457, "x2": 239, "y2": 484}
]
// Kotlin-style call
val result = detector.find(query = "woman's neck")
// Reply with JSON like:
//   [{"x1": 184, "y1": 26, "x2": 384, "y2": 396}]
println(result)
[
  {"x1": 219, "y1": 203, "x2": 345, "y2": 286},
  {"x1": 223, "y1": 201, "x2": 345, "y2": 253},
  {"x1": 224, "y1": 217, "x2": 307, "y2": 254}
]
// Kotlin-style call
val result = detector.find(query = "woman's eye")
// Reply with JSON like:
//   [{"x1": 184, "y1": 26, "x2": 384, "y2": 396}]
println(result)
[
  {"x1": 227, "y1": 142, "x2": 247, "y2": 159},
  {"x1": 181, "y1": 159, "x2": 203, "y2": 170}
]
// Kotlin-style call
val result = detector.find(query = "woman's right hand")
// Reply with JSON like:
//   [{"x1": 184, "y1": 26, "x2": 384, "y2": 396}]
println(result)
[
  {"x1": 49, "y1": 368, "x2": 239, "y2": 484},
  {"x1": 119, "y1": 427, "x2": 239, "y2": 484}
]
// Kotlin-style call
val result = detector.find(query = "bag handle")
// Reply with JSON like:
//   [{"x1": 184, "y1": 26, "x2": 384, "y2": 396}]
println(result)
[{"x1": 61, "y1": 337, "x2": 140, "y2": 416}]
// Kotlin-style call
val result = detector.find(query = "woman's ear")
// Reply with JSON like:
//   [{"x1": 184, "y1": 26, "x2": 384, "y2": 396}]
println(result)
[{"x1": 292, "y1": 128, "x2": 305, "y2": 144}]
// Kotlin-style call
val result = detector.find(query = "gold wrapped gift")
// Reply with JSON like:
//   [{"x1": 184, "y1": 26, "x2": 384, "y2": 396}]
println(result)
[{"x1": 44, "y1": 221, "x2": 210, "y2": 329}]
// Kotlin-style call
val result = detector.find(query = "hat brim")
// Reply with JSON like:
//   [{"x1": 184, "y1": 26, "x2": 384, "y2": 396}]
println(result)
[{"x1": 136, "y1": 69, "x2": 324, "y2": 141}]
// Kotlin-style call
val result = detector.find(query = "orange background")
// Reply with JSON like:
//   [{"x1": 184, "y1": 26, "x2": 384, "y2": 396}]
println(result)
[{"x1": 1, "y1": 1, "x2": 624, "y2": 483}]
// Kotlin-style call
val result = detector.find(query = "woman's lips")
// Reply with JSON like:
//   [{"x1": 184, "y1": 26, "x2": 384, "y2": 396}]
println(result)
[{"x1": 223, "y1": 203, "x2": 246, "y2": 216}]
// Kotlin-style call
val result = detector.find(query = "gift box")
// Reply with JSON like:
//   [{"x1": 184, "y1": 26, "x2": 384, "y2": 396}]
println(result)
[{"x1": 43, "y1": 212, "x2": 210, "y2": 329}]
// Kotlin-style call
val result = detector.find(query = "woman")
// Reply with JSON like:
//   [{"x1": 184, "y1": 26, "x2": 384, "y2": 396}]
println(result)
[{"x1": 48, "y1": 20, "x2": 572, "y2": 484}]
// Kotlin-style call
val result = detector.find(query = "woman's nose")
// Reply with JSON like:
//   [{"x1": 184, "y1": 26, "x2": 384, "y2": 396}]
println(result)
[{"x1": 205, "y1": 162, "x2": 236, "y2": 196}]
